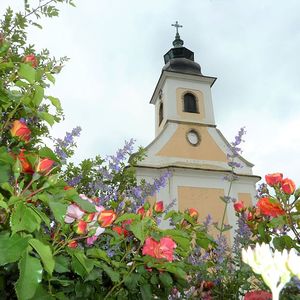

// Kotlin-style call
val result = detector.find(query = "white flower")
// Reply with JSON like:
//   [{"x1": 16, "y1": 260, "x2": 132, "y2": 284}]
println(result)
[{"x1": 242, "y1": 243, "x2": 297, "y2": 300}]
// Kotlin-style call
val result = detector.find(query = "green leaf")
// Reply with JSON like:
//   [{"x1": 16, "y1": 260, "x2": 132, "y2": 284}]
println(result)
[
  {"x1": 32, "y1": 86, "x2": 44, "y2": 107},
  {"x1": 30, "y1": 206, "x2": 50, "y2": 227},
  {"x1": 124, "y1": 273, "x2": 140, "y2": 290},
  {"x1": 0, "y1": 234, "x2": 30, "y2": 266},
  {"x1": 11, "y1": 202, "x2": 41, "y2": 234},
  {"x1": 86, "y1": 248, "x2": 110, "y2": 264},
  {"x1": 115, "y1": 213, "x2": 140, "y2": 224},
  {"x1": 15, "y1": 252, "x2": 43, "y2": 300},
  {"x1": 19, "y1": 63, "x2": 36, "y2": 84},
  {"x1": 29, "y1": 239, "x2": 55, "y2": 275},
  {"x1": 164, "y1": 264, "x2": 186, "y2": 279},
  {"x1": 46, "y1": 73, "x2": 55, "y2": 84},
  {"x1": 69, "y1": 195, "x2": 96, "y2": 213},
  {"x1": 39, "y1": 147, "x2": 59, "y2": 162},
  {"x1": 196, "y1": 231, "x2": 214, "y2": 249},
  {"x1": 31, "y1": 285, "x2": 54, "y2": 300},
  {"x1": 102, "y1": 264, "x2": 120, "y2": 283},
  {"x1": 1, "y1": 182, "x2": 14, "y2": 195},
  {"x1": 129, "y1": 218, "x2": 149, "y2": 244},
  {"x1": 163, "y1": 229, "x2": 190, "y2": 251},
  {"x1": 140, "y1": 284, "x2": 152, "y2": 300},
  {"x1": 39, "y1": 112, "x2": 55, "y2": 126},
  {"x1": 48, "y1": 199, "x2": 68, "y2": 223},
  {"x1": 54, "y1": 255, "x2": 70, "y2": 273},
  {"x1": 273, "y1": 236, "x2": 294, "y2": 251},
  {"x1": 159, "y1": 272, "x2": 173, "y2": 288},
  {"x1": 73, "y1": 251, "x2": 94, "y2": 274},
  {"x1": 47, "y1": 96, "x2": 61, "y2": 110}
]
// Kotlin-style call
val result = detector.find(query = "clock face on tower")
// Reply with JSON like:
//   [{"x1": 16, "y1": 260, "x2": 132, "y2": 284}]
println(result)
[{"x1": 186, "y1": 130, "x2": 200, "y2": 146}]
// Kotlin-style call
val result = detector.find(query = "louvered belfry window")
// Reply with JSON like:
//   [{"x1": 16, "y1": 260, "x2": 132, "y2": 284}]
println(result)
[
  {"x1": 159, "y1": 102, "x2": 163, "y2": 125},
  {"x1": 184, "y1": 93, "x2": 198, "y2": 113}
]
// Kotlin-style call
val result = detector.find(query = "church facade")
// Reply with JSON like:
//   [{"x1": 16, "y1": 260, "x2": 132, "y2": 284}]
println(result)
[{"x1": 136, "y1": 24, "x2": 260, "y2": 233}]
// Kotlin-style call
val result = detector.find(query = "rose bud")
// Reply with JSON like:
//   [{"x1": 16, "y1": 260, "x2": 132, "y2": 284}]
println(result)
[
  {"x1": 265, "y1": 173, "x2": 283, "y2": 187},
  {"x1": 23, "y1": 53, "x2": 38, "y2": 68},
  {"x1": 137, "y1": 207, "x2": 145, "y2": 216},
  {"x1": 83, "y1": 212, "x2": 96, "y2": 223},
  {"x1": 64, "y1": 186, "x2": 73, "y2": 190},
  {"x1": 10, "y1": 120, "x2": 31, "y2": 142},
  {"x1": 188, "y1": 208, "x2": 199, "y2": 219},
  {"x1": 97, "y1": 210, "x2": 117, "y2": 227},
  {"x1": 281, "y1": 178, "x2": 296, "y2": 195},
  {"x1": 18, "y1": 149, "x2": 34, "y2": 174},
  {"x1": 36, "y1": 158, "x2": 55, "y2": 174},
  {"x1": 154, "y1": 201, "x2": 164, "y2": 213},
  {"x1": 112, "y1": 226, "x2": 127, "y2": 236},
  {"x1": 74, "y1": 220, "x2": 88, "y2": 235},
  {"x1": 68, "y1": 240, "x2": 78, "y2": 248},
  {"x1": 233, "y1": 200, "x2": 245, "y2": 213}
]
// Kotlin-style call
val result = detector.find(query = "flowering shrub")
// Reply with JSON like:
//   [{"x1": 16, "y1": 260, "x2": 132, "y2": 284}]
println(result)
[{"x1": 1, "y1": 2, "x2": 300, "y2": 300}]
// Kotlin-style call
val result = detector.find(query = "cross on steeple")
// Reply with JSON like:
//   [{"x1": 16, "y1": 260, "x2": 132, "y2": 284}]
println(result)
[
  {"x1": 171, "y1": 21, "x2": 184, "y2": 48},
  {"x1": 171, "y1": 21, "x2": 183, "y2": 35}
]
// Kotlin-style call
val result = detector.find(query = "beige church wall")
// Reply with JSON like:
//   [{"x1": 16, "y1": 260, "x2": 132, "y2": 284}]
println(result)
[
  {"x1": 178, "y1": 186, "x2": 230, "y2": 239},
  {"x1": 156, "y1": 124, "x2": 227, "y2": 162},
  {"x1": 176, "y1": 88, "x2": 205, "y2": 121},
  {"x1": 237, "y1": 192, "x2": 253, "y2": 207}
]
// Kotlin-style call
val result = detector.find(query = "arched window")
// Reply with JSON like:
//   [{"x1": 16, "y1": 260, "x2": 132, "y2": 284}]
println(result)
[
  {"x1": 183, "y1": 93, "x2": 198, "y2": 113},
  {"x1": 159, "y1": 102, "x2": 163, "y2": 125}
]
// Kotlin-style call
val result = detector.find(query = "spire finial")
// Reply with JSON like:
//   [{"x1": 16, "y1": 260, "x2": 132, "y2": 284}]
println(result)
[{"x1": 171, "y1": 21, "x2": 184, "y2": 48}]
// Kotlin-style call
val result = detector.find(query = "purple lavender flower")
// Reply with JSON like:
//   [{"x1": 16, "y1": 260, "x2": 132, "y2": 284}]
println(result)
[
  {"x1": 203, "y1": 214, "x2": 212, "y2": 230},
  {"x1": 54, "y1": 126, "x2": 82, "y2": 162},
  {"x1": 233, "y1": 212, "x2": 252, "y2": 254}
]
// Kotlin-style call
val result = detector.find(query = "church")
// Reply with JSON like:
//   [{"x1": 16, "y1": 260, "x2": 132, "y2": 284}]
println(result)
[{"x1": 136, "y1": 22, "x2": 260, "y2": 233}]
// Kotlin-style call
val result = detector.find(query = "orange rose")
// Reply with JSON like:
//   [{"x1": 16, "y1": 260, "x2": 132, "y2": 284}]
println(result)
[
  {"x1": 154, "y1": 201, "x2": 164, "y2": 213},
  {"x1": 74, "y1": 220, "x2": 88, "y2": 235},
  {"x1": 265, "y1": 173, "x2": 283, "y2": 187},
  {"x1": 188, "y1": 208, "x2": 199, "y2": 219},
  {"x1": 98, "y1": 210, "x2": 117, "y2": 227},
  {"x1": 36, "y1": 158, "x2": 55, "y2": 174},
  {"x1": 257, "y1": 197, "x2": 285, "y2": 217},
  {"x1": 281, "y1": 178, "x2": 296, "y2": 195},
  {"x1": 23, "y1": 53, "x2": 38, "y2": 68},
  {"x1": 17, "y1": 149, "x2": 34, "y2": 174},
  {"x1": 233, "y1": 200, "x2": 245, "y2": 213},
  {"x1": 68, "y1": 240, "x2": 78, "y2": 248},
  {"x1": 10, "y1": 120, "x2": 31, "y2": 142}
]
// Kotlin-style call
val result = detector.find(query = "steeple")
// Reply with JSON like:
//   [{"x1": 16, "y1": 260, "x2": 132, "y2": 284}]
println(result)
[{"x1": 163, "y1": 21, "x2": 202, "y2": 75}]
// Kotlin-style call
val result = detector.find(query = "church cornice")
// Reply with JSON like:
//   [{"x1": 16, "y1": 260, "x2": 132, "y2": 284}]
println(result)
[{"x1": 135, "y1": 164, "x2": 261, "y2": 182}]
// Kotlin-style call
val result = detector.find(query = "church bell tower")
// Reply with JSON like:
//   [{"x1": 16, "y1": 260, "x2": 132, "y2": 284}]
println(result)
[{"x1": 136, "y1": 22, "x2": 260, "y2": 235}]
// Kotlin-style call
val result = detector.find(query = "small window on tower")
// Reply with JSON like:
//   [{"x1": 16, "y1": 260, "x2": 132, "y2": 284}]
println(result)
[
  {"x1": 183, "y1": 93, "x2": 198, "y2": 113},
  {"x1": 159, "y1": 102, "x2": 163, "y2": 125}
]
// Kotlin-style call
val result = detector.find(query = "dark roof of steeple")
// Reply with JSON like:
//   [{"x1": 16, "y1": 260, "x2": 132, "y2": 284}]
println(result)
[{"x1": 163, "y1": 22, "x2": 202, "y2": 76}]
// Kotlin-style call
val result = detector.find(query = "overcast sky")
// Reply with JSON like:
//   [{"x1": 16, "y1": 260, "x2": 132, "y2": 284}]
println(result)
[{"x1": 1, "y1": 0, "x2": 300, "y2": 186}]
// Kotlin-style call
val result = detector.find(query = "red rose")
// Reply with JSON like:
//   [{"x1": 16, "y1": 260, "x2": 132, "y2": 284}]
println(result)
[
  {"x1": 257, "y1": 197, "x2": 285, "y2": 217},
  {"x1": 23, "y1": 53, "x2": 38, "y2": 68},
  {"x1": 98, "y1": 210, "x2": 117, "y2": 227},
  {"x1": 281, "y1": 178, "x2": 296, "y2": 195},
  {"x1": 233, "y1": 200, "x2": 245, "y2": 213},
  {"x1": 244, "y1": 290, "x2": 272, "y2": 300},
  {"x1": 10, "y1": 120, "x2": 31, "y2": 142},
  {"x1": 265, "y1": 173, "x2": 283, "y2": 187},
  {"x1": 36, "y1": 158, "x2": 55, "y2": 174},
  {"x1": 154, "y1": 201, "x2": 164, "y2": 213}
]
